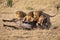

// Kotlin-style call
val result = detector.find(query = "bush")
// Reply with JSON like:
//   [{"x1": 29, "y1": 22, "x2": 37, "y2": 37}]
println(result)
[{"x1": 7, "y1": 0, "x2": 13, "y2": 7}]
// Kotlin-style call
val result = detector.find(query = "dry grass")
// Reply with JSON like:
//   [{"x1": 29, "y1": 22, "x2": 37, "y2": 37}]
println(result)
[{"x1": 0, "y1": 0, "x2": 60, "y2": 40}]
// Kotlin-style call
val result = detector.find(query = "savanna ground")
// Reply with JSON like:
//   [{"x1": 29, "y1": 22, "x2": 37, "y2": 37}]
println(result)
[{"x1": 0, "y1": 0, "x2": 60, "y2": 40}]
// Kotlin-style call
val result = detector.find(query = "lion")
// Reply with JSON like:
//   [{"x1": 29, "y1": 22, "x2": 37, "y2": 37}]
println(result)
[
  {"x1": 3, "y1": 11, "x2": 26, "y2": 22},
  {"x1": 22, "y1": 11, "x2": 37, "y2": 29},
  {"x1": 36, "y1": 15, "x2": 49, "y2": 29},
  {"x1": 23, "y1": 11, "x2": 34, "y2": 22},
  {"x1": 15, "y1": 11, "x2": 26, "y2": 20},
  {"x1": 36, "y1": 8, "x2": 59, "y2": 29},
  {"x1": 33, "y1": 11, "x2": 40, "y2": 21}
]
